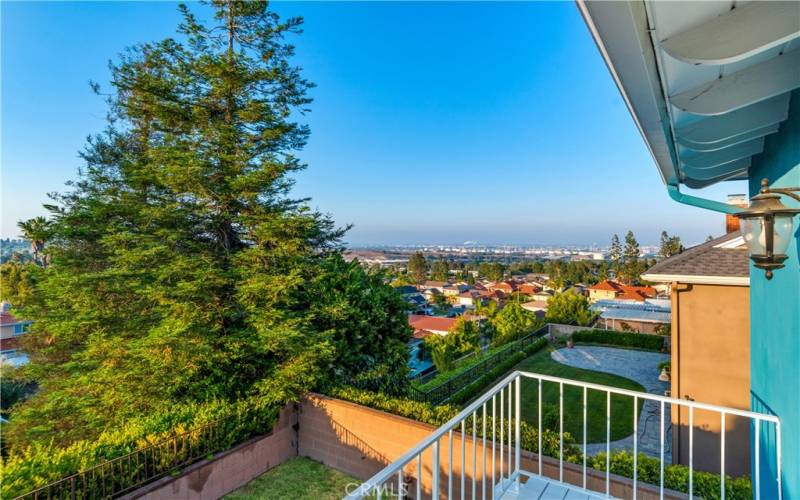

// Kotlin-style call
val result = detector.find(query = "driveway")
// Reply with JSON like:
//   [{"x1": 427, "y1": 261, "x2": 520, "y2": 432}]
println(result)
[{"x1": 551, "y1": 345, "x2": 671, "y2": 458}]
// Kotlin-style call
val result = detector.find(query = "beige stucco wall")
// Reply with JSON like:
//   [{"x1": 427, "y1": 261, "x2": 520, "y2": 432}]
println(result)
[{"x1": 670, "y1": 283, "x2": 750, "y2": 477}]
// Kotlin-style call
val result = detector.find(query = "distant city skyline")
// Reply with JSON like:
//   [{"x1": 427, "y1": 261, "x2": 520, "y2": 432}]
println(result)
[{"x1": 2, "y1": 1, "x2": 745, "y2": 244}]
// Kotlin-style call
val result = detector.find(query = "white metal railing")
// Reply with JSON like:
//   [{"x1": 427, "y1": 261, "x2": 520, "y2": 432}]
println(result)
[{"x1": 344, "y1": 370, "x2": 782, "y2": 500}]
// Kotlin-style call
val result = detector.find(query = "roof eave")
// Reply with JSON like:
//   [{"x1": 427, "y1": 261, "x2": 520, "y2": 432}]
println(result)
[
  {"x1": 640, "y1": 273, "x2": 750, "y2": 286},
  {"x1": 576, "y1": 0, "x2": 678, "y2": 186}
]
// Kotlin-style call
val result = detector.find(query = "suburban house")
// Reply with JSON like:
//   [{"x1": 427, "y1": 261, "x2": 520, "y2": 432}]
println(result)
[
  {"x1": 0, "y1": 302, "x2": 31, "y2": 367},
  {"x1": 587, "y1": 280, "x2": 657, "y2": 303},
  {"x1": 590, "y1": 298, "x2": 671, "y2": 334},
  {"x1": 516, "y1": 282, "x2": 542, "y2": 296},
  {"x1": 530, "y1": 289, "x2": 554, "y2": 303},
  {"x1": 642, "y1": 232, "x2": 751, "y2": 476},
  {"x1": 442, "y1": 283, "x2": 469, "y2": 299},
  {"x1": 487, "y1": 280, "x2": 517, "y2": 294},
  {"x1": 520, "y1": 300, "x2": 548, "y2": 318},
  {"x1": 407, "y1": 314, "x2": 458, "y2": 338},
  {"x1": 420, "y1": 280, "x2": 448, "y2": 293},
  {"x1": 456, "y1": 290, "x2": 483, "y2": 308}
]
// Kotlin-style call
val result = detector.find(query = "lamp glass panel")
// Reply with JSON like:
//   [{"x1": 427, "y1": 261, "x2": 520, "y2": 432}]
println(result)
[
  {"x1": 741, "y1": 218, "x2": 767, "y2": 255},
  {"x1": 772, "y1": 214, "x2": 795, "y2": 255}
]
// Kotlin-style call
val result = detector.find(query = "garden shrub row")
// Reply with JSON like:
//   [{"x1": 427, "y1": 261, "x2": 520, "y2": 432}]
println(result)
[
  {"x1": 571, "y1": 329, "x2": 665, "y2": 351},
  {"x1": 0, "y1": 395, "x2": 281, "y2": 499}
]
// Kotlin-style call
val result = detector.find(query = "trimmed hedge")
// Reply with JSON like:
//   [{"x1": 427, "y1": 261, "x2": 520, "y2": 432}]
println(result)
[
  {"x1": 0, "y1": 395, "x2": 281, "y2": 499},
  {"x1": 571, "y1": 329, "x2": 664, "y2": 351}
]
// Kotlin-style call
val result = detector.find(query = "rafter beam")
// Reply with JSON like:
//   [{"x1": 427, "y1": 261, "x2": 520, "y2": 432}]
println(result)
[
  {"x1": 670, "y1": 49, "x2": 800, "y2": 116},
  {"x1": 678, "y1": 124, "x2": 779, "y2": 153},
  {"x1": 680, "y1": 138, "x2": 764, "y2": 169},
  {"x1": 682, "y1": 158, "x2": 751, "y2": 181},
  {"x1": 682, "y1": 169, "x2": 749, "y2": 189},
  {"x1": 674, "y1": 94, "x2": 789, "y2": 144},
  {"x1": 661, "y1": 2, "x2": 800, "y2": 65}
]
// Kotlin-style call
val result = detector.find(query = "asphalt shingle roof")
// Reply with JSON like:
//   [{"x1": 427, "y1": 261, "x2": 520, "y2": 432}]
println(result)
[{"x1": 644, "y1": 232, "x2": 749, "y2": 279}]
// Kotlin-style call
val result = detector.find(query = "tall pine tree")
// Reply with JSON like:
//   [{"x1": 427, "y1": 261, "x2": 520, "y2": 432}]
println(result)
[{"x1": 5, "y1": 1, "x2": 409, "y2": 449}]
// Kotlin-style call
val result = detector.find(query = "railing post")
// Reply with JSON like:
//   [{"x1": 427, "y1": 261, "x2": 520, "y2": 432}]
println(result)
[
  {"x1": 559, "y1": 381, "x2": 564, "y2": 483},
  {"x1": 433, "y1": 440, "x2": 440, "y2": 500},
  {"x1": 720, "y1": 412, "x2": 726, "y2": 500},
  {"x1": 776, "y1": 421, "x2": 782, "y2": 500},
  {"x1": 514, "y1": 375, "x2": 521, "y2": 489}
]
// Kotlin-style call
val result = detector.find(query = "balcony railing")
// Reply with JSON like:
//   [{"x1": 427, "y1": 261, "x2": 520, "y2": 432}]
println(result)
[{"x1": 345, "y1": 370, "x2": 782, "y2": 500}]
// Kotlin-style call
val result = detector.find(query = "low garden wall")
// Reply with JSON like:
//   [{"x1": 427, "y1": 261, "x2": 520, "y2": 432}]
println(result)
[
  {"x1": 125, "y1": 403, "x2": 297, "y2": 500},
  {"x1": 126, "y1": 393, "x2": 686, "y2": 499},
  {"x1": 299, "y1": 394, "x2": 685, "y2": 500}
]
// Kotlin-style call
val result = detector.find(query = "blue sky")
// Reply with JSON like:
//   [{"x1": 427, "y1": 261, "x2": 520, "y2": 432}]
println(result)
[{"x1": 2, "y1": 1, "x2": 744, "y2": 246}]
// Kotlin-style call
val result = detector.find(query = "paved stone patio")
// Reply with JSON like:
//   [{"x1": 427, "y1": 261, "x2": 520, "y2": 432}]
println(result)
[{"x1": 550, "y1": 346, "x2": 672, "y2": 459}]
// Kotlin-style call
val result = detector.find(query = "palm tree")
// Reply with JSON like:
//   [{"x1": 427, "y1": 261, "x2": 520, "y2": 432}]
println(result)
[{"x1": 17, "y1": 216, "x2": 52, "y2": 267}]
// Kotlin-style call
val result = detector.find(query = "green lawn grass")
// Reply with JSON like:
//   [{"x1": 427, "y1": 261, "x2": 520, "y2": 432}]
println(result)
[
  {"x1": 512, "y1": 345, "x2": 645, "y2": 444},
  {"x1": 225, "y1": 457, "x2": 360, "y2": 500}
]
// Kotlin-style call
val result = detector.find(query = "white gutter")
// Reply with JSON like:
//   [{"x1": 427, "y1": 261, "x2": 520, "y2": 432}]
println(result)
[{"x1": 641, "y1": 273, "x2": 749, "y2": 286}]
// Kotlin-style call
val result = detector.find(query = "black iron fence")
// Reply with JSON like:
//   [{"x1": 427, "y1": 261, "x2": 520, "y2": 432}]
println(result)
[
  {"x1": 407, "y1": 324, "x2": 549, "y2": 406},
  {"x1": 12, "y1": 412, "x2": 260, "y2": 500}
]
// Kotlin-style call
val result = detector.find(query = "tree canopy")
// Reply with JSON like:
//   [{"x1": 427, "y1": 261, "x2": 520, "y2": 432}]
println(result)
[
  {"x1": 490, "y1": 302, "x2": 543, "y2": 346},
  {"x1": 658, "y1": 231, "x2": 683, "y2": 259},
  {"x1": 407, "y1": 252, "x2": 429, "y2": 284},
  {"x1": 2, "y1": 1, "x2": 408, "y2": 450},
  {"x1": 545, "y1": 292, "x2": 597, "y2": 326}
]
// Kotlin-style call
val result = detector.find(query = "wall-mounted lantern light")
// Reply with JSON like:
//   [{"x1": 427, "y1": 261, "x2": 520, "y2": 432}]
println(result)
[{"x1": 736, "y1": 178, "x2": 800, "y2": 280}]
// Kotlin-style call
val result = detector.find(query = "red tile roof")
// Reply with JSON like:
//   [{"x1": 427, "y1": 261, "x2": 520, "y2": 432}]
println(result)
[
  {"x1": 413, "y1": 329, "x2": 433, "y2": 339},
  {"x1": 589, "y1": 280, "x2": 656, "y2": 301},
  {"x1": 408, "y1": 315, "x2": 457, "y2": 333},
  {"x1": 517, "y1": 283, "x2": 542, "y2": 295}
]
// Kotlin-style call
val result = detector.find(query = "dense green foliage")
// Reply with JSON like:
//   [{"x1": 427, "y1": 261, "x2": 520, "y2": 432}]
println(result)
[
  {"x1": 407, "y1": 252, "x2": 428, "y2": 283},
  {"x1": 0, "y1": 394, "x2": 280, "y2": 498},
  {"x1": 571, "y1": 329, "x2": 665, "y2": 351},
  {"x1": 1, "y1": 1, "x2": 408, "y2": 452},
  {"x1": 430, "y1": 259, "x2": 450, "y2": 281},
  {"x1": 544, "y1": 292, "x2": 597, "y2": 326},
  {"x1": 304, "y1": 257, "x2": 412, "y2": 395},
  {"x1": 659, "y1": 230, "x2": 683, "y2": 259},
  {"x1": 424, "y1": 318, "x2": 480, "y2": 372},
  {"x1": 489, "y1": 302, "x2": 543, "y2": 346}
]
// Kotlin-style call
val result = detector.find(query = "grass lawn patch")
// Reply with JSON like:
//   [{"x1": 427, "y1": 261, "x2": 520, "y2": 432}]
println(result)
[
  {"x1": 225, "y1": 457, "x2": 359, "y2": 500},
  {"x1": 514, "y1": 345, "x2": 645, "y2": 443}
]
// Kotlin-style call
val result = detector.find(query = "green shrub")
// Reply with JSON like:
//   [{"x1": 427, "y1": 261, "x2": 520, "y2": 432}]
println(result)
[
  {"x1": 0, "y1": 396, "x2": 281, "y2": 499},
  {"x1": 571, "y1": 329, "x2": 664, "y2": 351},
  {"x1": 330, "y1": 386, "x2": 582, "y2": 462},
  {"x1": 588, "y1": 451, "x2": 751, "y2": 500}
]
